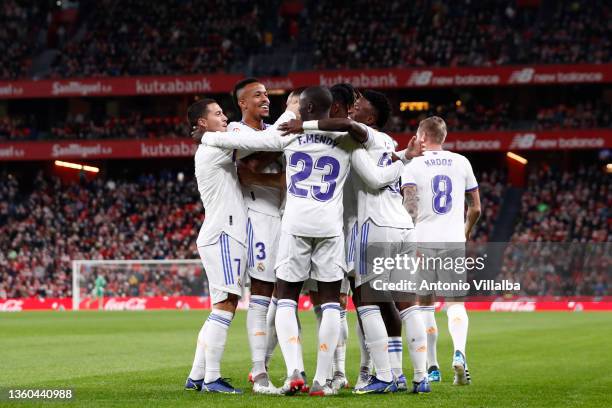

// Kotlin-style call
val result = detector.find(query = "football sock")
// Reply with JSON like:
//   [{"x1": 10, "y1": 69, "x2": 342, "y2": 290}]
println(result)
[
  {"x1": 203, "y1": 309, "x2": 234, "y2": 383},
  {"x1": 358, "y1": 305, "x2": 393, "y2": 382},
  {"x1": 447, "y1": 303, "x2": 469, "y2": 356},
  {"x1": 295, "y1": 307, "x2": 305, "y2": 372},
  {"x1": 313, "y1": 302, "x2": 341, "y2": 385},
  {"x1": 188, "y1": 319, "x2": 208, "y2": 380},
  {"x1": 356, "y1": 317, "x2": 372, "y2": 371},
  {"x1": 313, "y1": 304, "x2": 323, "y2": 332},
  {"x1": 247, "y1": 295, "x2": 270, "y2": 377},
  {"x1": 264, "y1": 297, "x2": 278, "y2": 367},
  {"x1": 388, "y1": 336, "x2": 404, "y2": 378},
  {"x1": 400, "y1": 305, "x2": 427, "y2": 382},
  {"x1": 420, "y1": 305, "x2": 439, "y2": 368},
  {"x1": 276, "y1": 299, "x2": 303, "y2": 377},
  {"x1": 333, "y1": 310, "x2": 348, "y2": 375}
]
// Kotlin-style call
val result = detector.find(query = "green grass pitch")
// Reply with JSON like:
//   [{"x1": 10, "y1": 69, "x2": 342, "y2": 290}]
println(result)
[{"x1": 1, "y1": 310, "x2": 611, "y2": 407}]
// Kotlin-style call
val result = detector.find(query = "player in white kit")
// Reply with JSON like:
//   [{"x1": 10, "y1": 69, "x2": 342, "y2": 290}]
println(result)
[
  {"x1": 302, "y1": 83, "x2": 359, "y2": 391},
  {"x1": 401, "y1": 116, "x2": 481, "y2": 386},
  {"x1": 204, "y1": 86, "x2": 406, "y2": 396},
  {"x1": 227, "y1": 78, "x2": 285, "y2": 393},
  {"x1": 184, "y1": 98, "x2": 246, "y2": 394},
  {"x1": 310, "y1": 90, "x2": 430, "y2": 394}
]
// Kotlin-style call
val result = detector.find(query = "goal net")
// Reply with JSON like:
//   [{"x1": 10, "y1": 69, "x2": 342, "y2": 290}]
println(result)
[{"x1": 71, "y1": 259, "x2": 208, "y2": 311}]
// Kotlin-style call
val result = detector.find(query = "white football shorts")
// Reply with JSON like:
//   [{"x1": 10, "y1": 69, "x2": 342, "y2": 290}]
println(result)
[
  {"x1": 355, "y1": 220, "x2": 416, "y2": 289},
  {"x1": 198, "y1": 233, "x2": 246, "y2": 304},
  {"x1": 246, "y1": 210, "x2": 281, "y2": 283},
  {"x1": 275, "y1": 231, "x2": 346, "y2": 283}
]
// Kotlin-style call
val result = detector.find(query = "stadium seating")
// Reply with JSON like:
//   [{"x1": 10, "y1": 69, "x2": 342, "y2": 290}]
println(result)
[
  {"x1": 308, "y1": 0, "x2": 610, "y2": 70},
  {"x1": 0, "y1": 0, "x2": 47, "y2": 79},
  {"x1": 2, "y1": 164, "x2": 607, "y2": 299},
  {"x1": 500, "y1": 164, "x2": 610, "y2": 297},
  {"x1": 1, "y1": 0, "x2": 610, "y2": 79},
  {"x1": 0, "y1": 171, "x2": 203, "y2": 298},
  {"x1": 1, "y1": 100, "x2": 610, "y2": 141},
  {"x1": 388, "y1": 100, "x2": 611, "y2": 133}
]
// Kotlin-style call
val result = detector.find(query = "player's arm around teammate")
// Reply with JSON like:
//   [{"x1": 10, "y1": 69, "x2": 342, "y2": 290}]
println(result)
[{"x1": 185, "y1": 99, "x2": 247, "y2": 394}]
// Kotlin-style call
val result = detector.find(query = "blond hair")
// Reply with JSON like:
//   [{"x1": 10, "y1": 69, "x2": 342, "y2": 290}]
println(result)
[{"x1": 418, "y1": 116, "x2": 447, "y2": 144}]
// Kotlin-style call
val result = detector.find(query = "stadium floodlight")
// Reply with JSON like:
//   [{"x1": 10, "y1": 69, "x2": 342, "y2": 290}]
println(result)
[
  {"x1": 506, "y1": 152, "x2": 528, "y2": 165},
  {"x1": 55, "y1": 160, "x2": 100, "y2": 173},
  {"x1": 71, "y1": 259, "x2": 204, "y2": 311}
]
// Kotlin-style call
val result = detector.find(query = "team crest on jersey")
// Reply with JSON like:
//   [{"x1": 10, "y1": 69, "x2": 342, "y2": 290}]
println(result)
[
  {"x1": 378, "y1": 152, "x2": 393, "y2": 167},
  {"x1": 257, "y1": 262, "x2": 265, "y2": 272}
]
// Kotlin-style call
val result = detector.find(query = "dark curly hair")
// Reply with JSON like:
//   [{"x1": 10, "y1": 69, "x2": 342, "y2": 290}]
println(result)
[
  {"x1": 330, "y1": 83, "x2": 357, "y2": 111},
  {"x1": 361, "y1": 89, "x2": 392, "y2": 129}
]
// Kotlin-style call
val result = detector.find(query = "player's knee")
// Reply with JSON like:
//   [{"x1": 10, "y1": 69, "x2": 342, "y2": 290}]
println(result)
[
  {"x1": 250, "y1": 277, "x2": 275, "y2": 297},
  {"x1": 275, "y1": 279, "x2": 302, "y2": 301},
  {"x1": 395, "y1": 298, "x2": 417, "y2": 311},
  {"x1": 213, "y1": 294, "x2": 240, "y2": 313},
  {"x1": 317, "y1": 280, "x2": 342, "y2": 304}
]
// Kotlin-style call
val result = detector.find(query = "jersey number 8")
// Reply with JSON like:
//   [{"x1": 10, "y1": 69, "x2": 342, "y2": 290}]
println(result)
[{"x1": 431, "y1": 174, "x2": 452, "y2": 215}]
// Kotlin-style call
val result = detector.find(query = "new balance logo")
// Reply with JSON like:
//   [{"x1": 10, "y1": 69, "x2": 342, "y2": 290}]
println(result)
[
  {"x1": 510, "y1": 133, "x2": 537, "y2": 149},
  {"x1": 407, "y1": 70, "x2": 433, "y2": 86},
  {"x1": 509, "y1": 68, "x2": 535, "y2": 84}
]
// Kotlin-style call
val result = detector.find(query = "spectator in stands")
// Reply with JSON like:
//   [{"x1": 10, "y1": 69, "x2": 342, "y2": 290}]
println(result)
[
  {"x1": 1, "y1": 0, "x2": 610, "y2": 79},
  {"x1": 388, "y1": 100, "x2": 610, "y2": 134},
  {"x1": 499, "y1": 164, "x2": 610, "y2": 297},
  {"x1": 0, "y1": 170, "x2": 204, "y2": 299},
  {"x1": 1, "y1": 99, "x2": 609, "y2": 142}
]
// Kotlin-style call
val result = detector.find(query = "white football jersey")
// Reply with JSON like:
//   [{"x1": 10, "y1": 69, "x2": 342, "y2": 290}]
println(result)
[
  {"x1": 353, "y1": 125, "x2": 413, "y2": 229},
  {"x1": 203, "y1": 122, "x2": 404, "y2": 238},
  {"x1": 194, "y1": 143, "x2": 247, "y2": 247},
  {"x1": 343, "y1": 171, "x2": 357, "y2": 231},
  {"x1": 227, "y1": 121, "x2": 283, "y2": 217},
  {"x1": 401, "y1": 150, "x2": 478, "y2": 243}
]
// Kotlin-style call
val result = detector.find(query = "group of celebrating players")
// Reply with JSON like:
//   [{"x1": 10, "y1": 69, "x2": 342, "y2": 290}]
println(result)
[{"x1": 183, "y1": 78, "x2": 481, "y2": 396}]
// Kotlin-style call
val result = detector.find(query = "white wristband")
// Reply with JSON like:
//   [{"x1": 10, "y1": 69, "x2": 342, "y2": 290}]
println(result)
[
  {"x1": 302, "y1": 120, "x2": 319, "y2": 131},
  {"x1": 397, "y1": 149, "x2": 412, "y2": 164}
]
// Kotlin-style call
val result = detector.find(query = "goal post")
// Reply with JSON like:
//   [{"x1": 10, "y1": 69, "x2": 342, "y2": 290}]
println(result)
[{"x1": 71, "y1": 259, "x2": 205, "y2": 311}]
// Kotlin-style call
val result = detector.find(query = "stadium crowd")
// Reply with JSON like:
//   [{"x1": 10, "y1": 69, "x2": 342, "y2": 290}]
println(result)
[
  {"x1": 1, "y1": 100, "x2": 610, "y2": 142},
  {"x1": 0, "y1": 114, "x2": 189, "y2": 141},
  {"x1": 500, "y1": 164, "x2": 610, "y2": 297},
  {"x1": 469, "y1": 169, "x2": 505, "y2": 243},
  {"x1": 1, "y1": 167, "x2": 506, "y2": 299},
  {"x1": 0, "y1": 171, "x2": 203, "y2": 299},
  {"x1": 0, "y1": 0, "x2": 610, "y2": 80},
  {"x1": 48, "y1": 0, "x2": 272, "y2": 78},
  {"x1": 308, "y1": 0, "x2": 610, "y2": 69},
  {"x1": 81, "y1": 263, "x2": 207, "y2": 300},
  {"x1": 0, "y1": 0, "x2": 47, "y2": 80},
  {"x1": 389, "y1": 100, "x2": 611, "y2": 133},
  {"x1": 2, "y1": 163, "x2": 609, "y2": 300}
]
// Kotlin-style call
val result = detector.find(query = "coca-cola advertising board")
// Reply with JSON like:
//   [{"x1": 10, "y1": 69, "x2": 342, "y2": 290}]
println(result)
[{"x1": 1, "y1": 296, "x2": 611, "y2": 312}]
